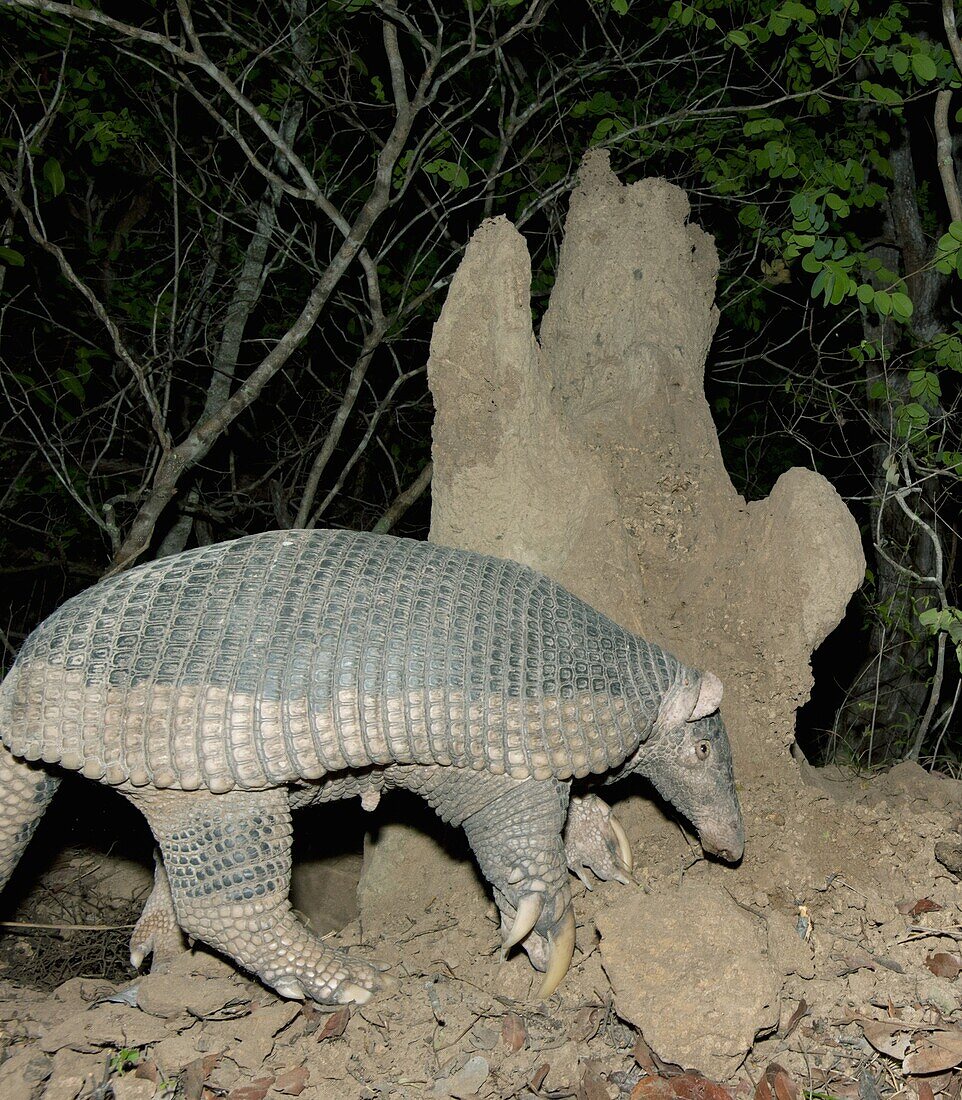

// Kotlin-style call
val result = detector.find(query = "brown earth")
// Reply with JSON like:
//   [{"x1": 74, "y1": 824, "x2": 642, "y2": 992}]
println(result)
[{"x1": 1, "y1": 156, "x2": 960, "y2": 1100}]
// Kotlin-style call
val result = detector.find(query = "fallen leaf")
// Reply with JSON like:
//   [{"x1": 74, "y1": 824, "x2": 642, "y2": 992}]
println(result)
[
  {"x1": 317, "y1": 1006, "x2": 350, "y2": 1041},
  {"x1": 184, "y1": 1053, "x2": 222, "y2": 1100},
  {"x1": 274, "y1": 1065, "x2": 310, "y2": 1096},
  {"x1": 672, "y1": 1074, "x2": 736, "y2": 1100},
  {"x1": 904, "y1": 1031, "x2": 962, "y2": 1076},
  {"x1": 909, "y1": 899, "x2": 942, "y2": 918},
  {"x1": 582, "y1": 1064, "x2": 609, "y2": 1100},
  {"x1": 529, "y1": 1064, "x2": 550, "y2": 1091},
  {"x1": 781, "y1": 1000, "x2": 809, "y2": 1040},
  {"x1": 916, "y1": 1082, "x2": 935, "y2": 1100},
  {"x1": 569, "y1": 1005, "x2": 603, "y2": 1043},
  {"x1": 925, "y1": 953, "x2": 962, "y2": 980},
  {"x1": 501, "y1": 1012, "x2": 527, "y2": 1053},
  {"x1": 835, "y1": 950, "x2": 876, "y2": 976},
  {"x1": 874, "y1": 956, "x2": 905, "y2": 974},
  {"x1": 753, "y1": 1078, "x2": 774, "y2": 1100},
  {"x1": 633, "y1": 1036, "x2": 659, "y2": 1077},
  {"x1": 765, "y1": 1064, "x2": 799, "y2": 1100},
  {"x1": 226, "y1": 1079, "x2": 274, "y2": 1100},
  {"x1": 631, "y1": 1078, "x2": 679, "y2": 1100},
  {"x1": 863, "y1": 1021, "x2": 912, "y2": 1061},
  {"x1": 133, "y1": 1059, "x2": 160, "y2": 1082},
  {"x1": 632, "y1": 1072, "x2": 734, "y2": 1100}
]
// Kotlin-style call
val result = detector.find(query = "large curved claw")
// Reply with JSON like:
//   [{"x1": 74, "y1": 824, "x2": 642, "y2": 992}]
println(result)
[
  {"x1": 564, "y1": 794, "x2": 634, "y2": 886},
  {"x1": 536, "y1": 907, "x2": 576, "y2": 999},
  {"x1": 609, "y1": 813, "x2": 634, "y2": 873},
  {"x1": 503, "y1": 893, "x2": 544, "y2": 951}
]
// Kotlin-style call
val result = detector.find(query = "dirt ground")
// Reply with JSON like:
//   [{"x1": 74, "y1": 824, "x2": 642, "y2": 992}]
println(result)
[{"x1": 0, "y1": 754, "x2": 960, "y2": 1100}]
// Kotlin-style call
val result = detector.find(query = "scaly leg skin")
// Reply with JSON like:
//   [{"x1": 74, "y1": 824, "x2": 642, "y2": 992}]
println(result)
[
  {"x1": 500, "y1": 792, "x2": 634, "y2": 973},
  {"x1": 564, "y1": 793, "x2": 634, "y2": 889},
  {"x1": 457, "y1": 776, "x2": 576, "y2": 999},
  {"x1": 0, "y1": 745, "x2": 60, "y2": 891},
  {"x1": 129, "y1": 850, "x2": 187, "y2": 971},
  {"x1": 122, "y1": 786, "x2": 380, "y2": 1005}
]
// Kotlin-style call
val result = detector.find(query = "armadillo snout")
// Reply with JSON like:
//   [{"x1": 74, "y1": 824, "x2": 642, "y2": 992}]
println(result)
[{"x1": 698, "y1": 819, "x2": 745, "y2": 864}]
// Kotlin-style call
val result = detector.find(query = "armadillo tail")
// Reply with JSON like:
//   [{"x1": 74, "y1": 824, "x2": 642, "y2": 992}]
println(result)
[{"x1": 0, "y1": 742, "x2": 60, "y2": 892}]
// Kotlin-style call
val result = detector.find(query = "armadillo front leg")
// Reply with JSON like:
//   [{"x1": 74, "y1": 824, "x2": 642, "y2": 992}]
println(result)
[
  {"x1": 122, "y1": 786, "x2": 379, "y2": 1005},
  {"x1": 401, "y1": 768, "x2": 575, "y2": 998}
]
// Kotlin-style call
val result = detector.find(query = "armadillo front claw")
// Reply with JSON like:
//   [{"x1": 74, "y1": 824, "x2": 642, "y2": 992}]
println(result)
[
  {"x1": 564, "y1": 794, "x2": 634, "y2": 887},
  {"x1": 536, "y1": 906, "x2": 576, "y2": 999},
  {"x1": 503, "y1": 892, "x2": 544, "y2": 951}
]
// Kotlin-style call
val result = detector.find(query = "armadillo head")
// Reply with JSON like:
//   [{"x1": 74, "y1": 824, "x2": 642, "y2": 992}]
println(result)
[{"x1": 629, "y1": 671, "x2": 744, "y2": 863}]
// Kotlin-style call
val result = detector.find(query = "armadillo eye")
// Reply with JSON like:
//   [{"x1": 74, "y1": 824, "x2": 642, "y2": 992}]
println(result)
[{"x1": 696, "y1": 740, "x2": 711, "y2": 760}]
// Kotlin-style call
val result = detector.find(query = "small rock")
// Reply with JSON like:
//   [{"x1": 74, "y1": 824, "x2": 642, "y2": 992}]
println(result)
[
  {"x1": 38, "y1": 1075, "x2": 84, "y2": 1100},
  {"x1": 433, "y1": 1055, "x2": 490, "y2": 1098},
  {"x1": 469, "y1": 1024, "x2": 498, "y2": 1050},
  {"x1": 917, "y1": 977, "x2": 958, "y2": 1016},
  {"x1": 110, "y1": 1079, "x2": 158, "y2": 1100},
  {"x1": 136, "y1": 973, "x2": 249, "y2": 1019},
  {"x1": 0, "y1": 1050, "x2": 53, "y2": 1100},
  {"x1": 766, "y1": 911, "x2": 815, "y2": 979},
  {"x1": 934, "y1": 841, "x2": 962, "y2": 877}
]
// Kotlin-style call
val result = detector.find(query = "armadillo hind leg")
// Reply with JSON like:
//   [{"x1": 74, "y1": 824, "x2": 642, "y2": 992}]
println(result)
[
  {"x1": 122, "y1": 786, "x2": 381, "y2": 1005},
  {"x1": 129, "y1": 850, "x2": 187, "y2": 971},
  {"x1": 0, "y1": 744, "x2": 60, "y2": 892}
]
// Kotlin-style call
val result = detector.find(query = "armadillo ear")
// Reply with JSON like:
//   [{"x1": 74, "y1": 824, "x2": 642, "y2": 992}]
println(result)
[
  {"x1": 688, "y1": 671, "x2": 723, "y2": 721},
  {"x1": 655, "y1": 675, "x2": 701, "y2": 731}
]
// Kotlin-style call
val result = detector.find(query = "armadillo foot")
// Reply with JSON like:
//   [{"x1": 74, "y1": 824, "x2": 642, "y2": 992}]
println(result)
[
  {"x1": 124, "y1": 786, "x2": 389, "y2": 1006},
  {"x1": 498, "y1": 894, "x2": 575, "y2": 998},
  {"x1": 458, "y1": 774, "x2": 577, "y2": 998},
  {"x1": 564, "y1": 793, "x2": 633, "y2": 888},
  {"x1": 129, "y1": 850, "x2": 187, "y2": 970}
]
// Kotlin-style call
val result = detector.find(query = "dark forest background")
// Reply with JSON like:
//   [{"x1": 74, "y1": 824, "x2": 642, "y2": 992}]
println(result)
[{"x1": 0, "y1": 0, "x2": 959, "y2": 769}]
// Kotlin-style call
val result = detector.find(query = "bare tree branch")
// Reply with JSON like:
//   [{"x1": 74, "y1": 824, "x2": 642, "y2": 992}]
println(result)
[{"x1": 372, "y1": 460, "x2": 432, "y2": 534}]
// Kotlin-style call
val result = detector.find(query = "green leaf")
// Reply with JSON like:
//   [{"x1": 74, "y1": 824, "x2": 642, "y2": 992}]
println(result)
[
  {"x1": 911, "y1": 53, "x2": 937, "y2": 83},
  {"x1": 611, "y1": 0, "x2": 628, "y2": 13},
  {"x1": 891, "y1": 50, "x2": 909, "y2": 76},
  {"x1": 789, "y1": 193, "x2": 810, "y2": 218},
  {"x1": 856, "y1": 283, "x2": 875, "y2": 304},
  {"x1": 949, "y1": 220, "x2": 962, "y2": 242},
  {"x1": 728, "y1": 29, "x2": 750, "y2": 47},
  {"x1": 874, "y1": 290, "x2": 892, "y2": 315},
  {"x1": 908, "y1": 368, "x2": 940, "y2": 404},
  {"x1": 422, "y1": 159, "x2": 469, "y2": 189},
  {"x1": 591, "y1": 117, "x2": 617, "y2": 143},
  {"x1": 43, "y1": 158, "x2": 65, "y2": 197},
  {"x1": 57, "y1": 369, "x2": 85, "y2": 401},
  {"x1": 890, "y1": 291, "x2": 913, "y2": 319},
  {"x1": 0, "y1": 246, "x2": 25, "y2": 266},
  {"x1": 744, "y1": 118, "x2": 785, "y2": 136}
]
